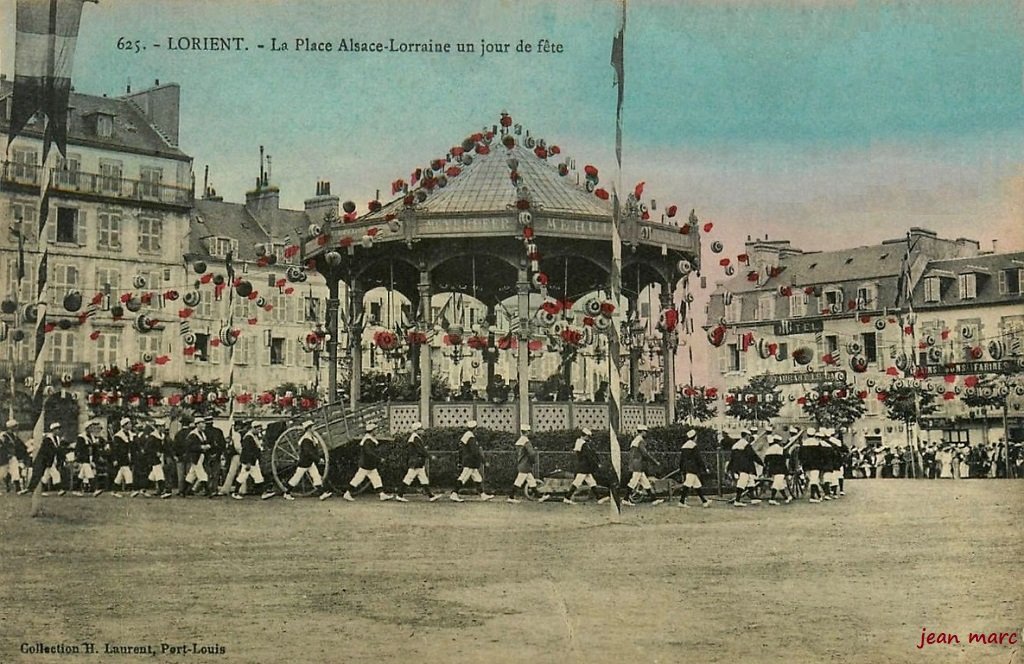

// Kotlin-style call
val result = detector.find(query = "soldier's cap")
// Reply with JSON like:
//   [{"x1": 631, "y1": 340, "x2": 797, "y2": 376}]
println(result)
[
  {"x1": 806, "y1": 428, "x2": 817, "y2": 436},
  {"x1": 788, "y1": 426, "x2": 799, "y2": 434},
  {"x1": 829, "y1": 437, "x2": 841, "y2": 445},
  {"x1": 48, "y1": 422, "x2": 61, "y2": 431},
  {"x1": 119, "y1": 417, "x2": 132, "y2": 426},
  {"x1": 771, "y1": 434, "x2": 783, "y2": 442},
  {"x1": 194, "y1": 415, "x2": 208, "y2": 423},
  {"x1": 520, "y1": 424, "x2": 531, "y2": 432},
  {"x1": 365, "y1": 422, "x2": 377, "y2": 432},
  {"x1": 739, "y1": 428, "x2": 750, "y2": 436},
  {"x1": 301, "y1": 420, "x2": 315, "y2": 429},
  {"x1": 411, "y1": 421, "x2": 423, "y2": 431},
  {"x1": 86, "y1": 418, "x2": 102, "y2": 427},
  {"x1": 686, "y1": 429, "x2": 697, "y2": 439},
  {"x1": 6, "y1": 418, "x2": 18, "y2": 428},
  {"x1": 466, "y1": 420, "x2": 478, "y2": 429},
  {"x1": 581, "y1": 427, "x2": 593, "y2": 436},
  {"x1": 637, "y1": 424, "x2": 649, "y2": 432}
]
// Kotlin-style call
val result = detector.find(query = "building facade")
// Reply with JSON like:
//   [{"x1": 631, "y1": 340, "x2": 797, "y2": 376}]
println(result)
[{"x1": 705, "y1": 228, "x2": 1024, "y2": 447}]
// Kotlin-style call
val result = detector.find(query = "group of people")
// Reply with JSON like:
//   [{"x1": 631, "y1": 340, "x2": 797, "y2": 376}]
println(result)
[
  {"x1": 0, "y1": 412, "x2": 883, "y2": 506},
  {"x1": 0, "y1": 415, "x2": 276, "y2": 501},
  {"x1": 849, "y1": 441, "x2": 1021, "y2": 480}
]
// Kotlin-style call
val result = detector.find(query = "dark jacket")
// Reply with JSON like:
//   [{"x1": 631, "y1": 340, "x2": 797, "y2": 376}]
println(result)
[
  {"x1": 109, "y1": 431, "x2": 134, "y2": 466},
  {"x1": 574, "y1": 438, "x2": 600, "y2": 475},
  {"x1": 297, "y1": 433, "x2": 319, "y2": 468},
  {"x1": 358, "y1": 435, "x2": 381, "y2": 470},
  {"x1": 800, "y1": 440, "x2": 822, "y2": 471},
  {"x1": 406, "y1": 432, "x2": 427, "y2": 468},
  {"x1": 460, "y1": 432, "x2": 483, "y2": 469},
  {"x1": 186, "y1": 428, "x2": 209, "y2": 464},
  {"x1": 138, "y1": 434, "x2": 164, "y2": 467},
  {"x1": 764, "y1": 444, "x2": 788, "y2": 476},
  {"x1": 728, "y1": 440, "x2": 757, "y2": 475},
  {"x1": 35, "y1": 433, "x2": 60, "y2": 468},
  {"x1": 1, "y1": 430, "x2": 21, "y2": 464},
  {"x1": 515, "y1": 436, "x2": 538, "y2": 473},
  {"x1": 678, "y1": 441, "x2": 706, "y2": 476},
  {"x1": 74, "y1": 434, "x2": 101, "y2": 464},
  {"x1": 240, "y1": 430, "x2": 262, "y2": 466},
  {"x1": 629, "y1": 435, "x2": 658, "y2": 473},
  {"x1": 204, "y1": 425, "x2": 227, "y2": 458}
]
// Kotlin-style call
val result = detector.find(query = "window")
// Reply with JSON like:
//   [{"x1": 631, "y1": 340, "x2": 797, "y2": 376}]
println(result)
[
  {"x1": 233, "y1": 295, "x2": 249, "y2": 320},
  {"x1": 233, "y1": 336, "x2": 252, "y2": 365},
  {"x1": 756, "y1": 294, "x2": 775, "y2": 321},
  {"x1": 856, "y1": 284, "x2": 876, "y2": 310},
  {"x1": 137, "y1": 217, "x2": 162, "y2": 253},
  {"x1": 824, "y1": 334, "x2": 838, "y2": 363},
  {"x1": 50, "y1": 264, "x2": 79, "y2": 305},
  {"x1": 193, "y1": 333, "x2": 210, "y2": 362},
  {"x1": 722, "y1": 343, "x2": 743, "y2": 373},
  {"x1": 369, "y1": 301, "x2": 382, "y2": 325},
  {"x1": 776, "y1": 342, "x2": 789, "y2": 361},
  {"x1": 998, "y1": 268, "x2": 1023, "y2": 296},
  {"x1": 208, "y1": 237, "x2": 236, "y2": 258},
  {"x1": 270, "y1": 337, "x2": 285, "y2": 365},
  {"x1": 53, "y1": 207, "x2": 83, "y2": 244},
  {"x1": 789, "y1": 291, "x2": 807, "y2": 318},
  {"x1": 822, "y1": 287, "x2": 843, "y2": 313},
  {"x1": 942, "y1": 429, "x2": 970, "y2": 445},
  {"x1": 95, "y1": 268, "x2": 121, "y2": 296},
  {"x1": 95, "y1": 331, "x2": 120, "y2": 367},
  {"x1": 11, "y1": 148, "x2": 38, "y2": 182},
  {"x1": 725, "y1": 295, "x2": 742, "y2": 323},
  {"x1": 54, "y1": 154, "x2": 81, "y2": 188},
  {"x1": 97, "y1": 210, "x2": 122, "y2": 250},
  {"x1": 48, "y1": 331, "x2": 76, "y2": 363},
  {"x1": 10, "y1": 201, "x2": 37, "y2": 244},
  {"x1": 99, "y1": 160, "x2": 122, "y2": 193},
  {"x1": 862, "y1": 332, "x2": 877, "y2": 363},
  {"x1": 139, "y1": 167, "x2": 163, "y2": 199},
  {"x1": 196, "y1": 291, "x2": 216, "y2": 319},
  {"x1": 96, "y1": 114, "x2": 113, "y2": 138},
  {"x1": 924, "y1": 277, "x2": 941, "y2": 303},
  {"x1": 958, "y1": 273, "x2": 977, "y2": 300},
  {"x1": 304, "y1": 296, "x2": 321, "y2": 322},
  {"x1": 139, "y1": 333, "x2": 162, "y2": 359}
]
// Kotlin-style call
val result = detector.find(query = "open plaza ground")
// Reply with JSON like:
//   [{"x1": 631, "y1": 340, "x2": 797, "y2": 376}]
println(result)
[{"x1": 1, "y1": 479, "x2": 1021, "y2": 664}]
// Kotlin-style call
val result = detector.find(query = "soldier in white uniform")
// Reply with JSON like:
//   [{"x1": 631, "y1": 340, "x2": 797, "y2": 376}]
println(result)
[
  {"x1": 1, "y1": 419, "x2": 27, "y2": 494},
  {"x1": 677, "y1": 429, "x2": 711, "y2": 508},
  {"x1": 396, "y1": 422, "x2": 438, "y2": 502},
  {"x1": 508, "y1": 424, "x2": 539, "y2": 503},
  {"x1": 341, "y1": 423, "x2": 389, "y2": 502}
]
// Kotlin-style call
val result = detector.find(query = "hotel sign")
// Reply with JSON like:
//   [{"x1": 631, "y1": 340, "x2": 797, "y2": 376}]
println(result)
[
  {"x1": 759, "y1": 370, "x2": 848, "y2": 386},
  {"x1": 773, "y1": 319, "x2": 824, "y2": 336},
  {"x1": 923, "y1": 359, "x2": 1024, "y2": 376}
]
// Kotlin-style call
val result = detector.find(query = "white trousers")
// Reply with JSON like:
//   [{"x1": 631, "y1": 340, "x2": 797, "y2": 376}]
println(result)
[
  {"x1": 457, "y1": 467, "x2": 483, "y2": 483},
  {"x1": 148, "y1": 464, "x2": 166, "y2": 483},
  {"x1": 513, "y1": 472, "x2": 537, "y2": 488},
  {"x1": 185, "y1": 455, "x2": 208, "y2": 483},
  {"x1": 77, "y1": 463, "x2": 95, "y2": 480},
  {"x1": 5, "y1": 458, "x2": 24, "y2": 481},
  {"x1": 237, "y1": 463, "x2": 265, "y2": 487},
  {"x1": 683, "y1": 473, "x2": 702, "y2": 489},
  {"x1": 349, "y1": 467, "x2": 383, "y2": 489},
  {"x1": 41, "y1": 465, "x2": 62, "y2": 485},
  {"x1": 806, "y1": 469, "x2": 821, "y2": 486},
  {"x1": 628, "y1": 471, "x2": 652, "y2": 490},
  {"x1": 572, "y1": 473, "x2": 597, "y2": 488},
  {"x1": 770, "y1": 474, "x2": 787, "y2": 490},
  {"x1": 402, "y1": 467, "x2": 428, "y2": 485},
  {"x1": 289, "y1": 464, "x2": 322, "y2": 488}
]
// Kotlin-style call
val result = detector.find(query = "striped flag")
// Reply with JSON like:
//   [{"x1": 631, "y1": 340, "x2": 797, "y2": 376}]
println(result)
[{"x1": 7, "y1": 0, "x2": 90, "y2": 163}]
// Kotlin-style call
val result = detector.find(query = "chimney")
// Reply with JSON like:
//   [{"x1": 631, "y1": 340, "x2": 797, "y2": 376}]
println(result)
[
  {"x1": 121, "y1": 82, "x2": 181, "y2": 146},
  {"x1": 992, "y1": 239, "x2": 998, "y2": 254},
  {"x1": 304, "y1": 180, "x2": 340, "y2": 223}
]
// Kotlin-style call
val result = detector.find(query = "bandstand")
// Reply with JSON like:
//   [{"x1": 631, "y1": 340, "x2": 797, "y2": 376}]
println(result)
[{"x1": 301, "y1": 114, "x2": 702, "y2": 436}]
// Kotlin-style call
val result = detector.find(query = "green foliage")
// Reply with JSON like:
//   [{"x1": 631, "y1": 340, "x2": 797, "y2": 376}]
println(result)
[
  {"x1": 959, "y1": 376, "x2": 1005, "y2": 411},
  {"x1": 883, "y1": 383, "x2": 939, "y2": 425},
  {"x1": 359, "y1": 370, "x2": 451, "y2": 403},
  {"x1": 800, "y1": 380, "x2": 867, "y2": 428},
  {"x1": 168, "y1": 376, "x2": 228, "y2": 420},
  {"x1": 725, "y1": 375, "x2": 782, "y2": 424},
  {"x1": 86, "y1": 365, "x2": 162, "y2": 425},
  {"x1": 675, "y1": 386, "x2": 719, "y2": 422},
  {"x1": 268, "y1": 381, "x2": 320, "y2": 415}
]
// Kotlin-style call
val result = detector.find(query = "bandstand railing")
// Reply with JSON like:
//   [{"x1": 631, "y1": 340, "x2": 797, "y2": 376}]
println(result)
[{"x1": 386, "y1": 401, "x2": 668, "y2": 435}]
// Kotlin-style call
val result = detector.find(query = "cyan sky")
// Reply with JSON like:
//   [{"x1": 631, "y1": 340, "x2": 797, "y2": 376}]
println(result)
[{"x1": 2, "y1": 0, "x2": 1021, "y2": 254}]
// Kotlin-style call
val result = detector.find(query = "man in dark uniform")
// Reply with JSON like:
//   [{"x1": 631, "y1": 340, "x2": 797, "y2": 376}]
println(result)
[
  {"x1": 283, "y1": 420, "x2": 328, "y2": 500},
  {"x1": 564, "y1": 427, "x2": 600, "y2": 504},
  {"x1": 508, "y1": 424, "x2": 540, "y2": 503},
  {"x1": 109, "y1": 418, "x2": 136, "y2": 497},
  {"x1": 184, "y1": 416, "x2": 211, "y2": 496},
  {"x1": 203, "y1": 419, "x2": 227, "y2": 497},
  {"x1": 2, "y1": 418, "x2": 27, "y2": 494},
  {"x1": 764, "y1": 433, "x2": 792, "y2": 505},
  {"x1": 452, "y1": 420, "x2": 492, "y2": 502},
  {"x1": 73, "y1": 419, "x2": 104, "y2": 496},
  {"x1": 233, "y1": 420, "x2": 274, "y2": 500},
  {"x1": 139, "y1": 423, "x2": 172, "y2": 498},
  {"x1": 677, "y1": 428, "x2": 711, "y2": 508},
  {"x1": 396, "y1": 422, "x2": 438, "y2": 502},
  {"x1": 627, "y1": 424, "x2": 663, "y2": 505},
  {"x1": 26, "y1": 422, "x2": 62, "y2": 495},
  {"x1": 341, "y1": 423, "x2": 387, "y2": 502},
  {"x1": 727, "y1": 429, "x2": 761, "y2": 507},
  {"x1": 800, "y1": 429, "x2": 824, "y2": 503}
]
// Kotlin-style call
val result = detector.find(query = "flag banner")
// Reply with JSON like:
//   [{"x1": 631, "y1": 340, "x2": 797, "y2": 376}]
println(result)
[
  {"x1": 8, "y1": 0, "x2": 88, "y2": 162},
  {"x1": 608, "y1": 427, "x2": 622, "y2": 515}
]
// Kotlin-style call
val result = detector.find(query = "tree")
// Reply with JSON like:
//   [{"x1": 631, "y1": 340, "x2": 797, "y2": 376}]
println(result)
[
  {"x1": 882, "y1": 382, "x2": 939, "y2": 477},
  {"x1": 168, "y1": 377, "x2": 229, "y2": 420},
  {"x1": 675, "y1": 385, "x2": 718, "y2": 422},
  {"x1": 268, "y1": 381, "x2": 320, "y2": 415},
  {"x1": 800, "y1": 380, "x2": 867, "y2": 429},
  {"x1": 86, "y1": 365, "x2": 162, "y2": 425},
  {"x1": 725, "y1": 376, "x2": 782, "y2": 425},
  {"x1": 959, "y1": 376, "x2": 1004, "y2": 446}
]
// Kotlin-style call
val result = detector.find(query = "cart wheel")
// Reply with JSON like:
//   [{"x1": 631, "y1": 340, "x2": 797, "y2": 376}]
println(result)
[{"x1": 271, "y1": 426, "x2": 330, "y2": 496}]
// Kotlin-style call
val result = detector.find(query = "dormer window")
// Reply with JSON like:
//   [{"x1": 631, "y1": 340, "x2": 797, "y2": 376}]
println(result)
[
  {"x1": 207, "y1": 237, "x2": 237, "y2": 258},
  {"x1": 822, "y1": 287, "x2": 844, "y2": 314},
  {"x1": 958, "y1": 273, "x2": 977, "y2": 300},
  {"x1": 924, "y1": 277, "x2": 941, "y2": 303},
  {"x1": 96, "y1": 113, "x2": 113, "y2": 138},
  {"x1": 856, "y1": 283, "x2": 877, "y2": 310}
]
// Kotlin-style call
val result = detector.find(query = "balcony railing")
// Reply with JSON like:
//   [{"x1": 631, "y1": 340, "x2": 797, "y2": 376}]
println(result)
[{"x1": 1, "y1": 161, "x2": 193, "y2": 207}]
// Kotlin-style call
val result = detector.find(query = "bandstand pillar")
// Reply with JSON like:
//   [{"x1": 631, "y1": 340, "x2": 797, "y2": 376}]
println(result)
[
  {"x1": 418, "y1": 269, "x2": 432, "y2": 426},
  {"x1": 349, "y1": 280, "x2": 364, "y2": 411},
  {"x1": 325, "y1": 276, "x2": 341, "y2": 405},
  {"x1": 660, "y1": 285, "x2": 677, "y2": 423},
  {"x1": 485, "y1": 303, "x2": 497, "y2": 394},
  {"x1": 627, "y1": 294, "x2": 640, "y2": 399},
  {"x1": 516, "y1": 266, "x2": 531, "y2": 428}
]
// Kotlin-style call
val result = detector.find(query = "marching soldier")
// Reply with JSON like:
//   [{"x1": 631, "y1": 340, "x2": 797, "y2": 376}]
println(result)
[
  {"x1": 727, "y1": 429, "x2": 760, "y2": 507},
  {"x1": 234, "y1": 420, "x2": 274, "y2": 500},
  {"x1": 184, "y1": 416, "x2": 212, "y2": 496},
  {"x1": 451, "y1": 420, "x2": 493, "y2": 502},
  {"x1": 764, "y1": 433, "x2": 792, "y2": 505},
  {"x1": 341, "y1": 423, "x2": 389, "y2": 502},
  {"x1": 800, "y1": 428, "x2": 824, "y2": 503},
  {"x1": 171, "y1": 415, "x2": 193, "y2": 497},
  {"x1": 283, "y1": 420, "x2": 329, "y2": 500},
  {"x1": 109, "y1": 417, "x2": 137, "y2": 497},
  {"x1": 677, "y1": 429, "x2": 711, "y2": 508},
  {"x1": 819, "y1": 431, "x2": 836, "y2": 501},
  {"x1": 396, "y1": 422, "x2": 438, "y2": 502},
  {"x1": 26, "y1": 422, "x2": 62, "y2": 495},
  {"x1": 508, "y1": 424, "x2": 539, "y2": 503},
  {"x1": 140, "y1": 423, "x2": 172, "y2": 498},
  {"x1": 1, "y1": 418, "x2": 27, "y2": 494},
  {"x1": 73, "y1": 419, "x2": 104, "y2": 497},
  {"x1": 626, "y1": 424, "x2": 663, "y2": 505},
  {"x1": 564, "y1": 428, "x2": 600, "y2": 504}
]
